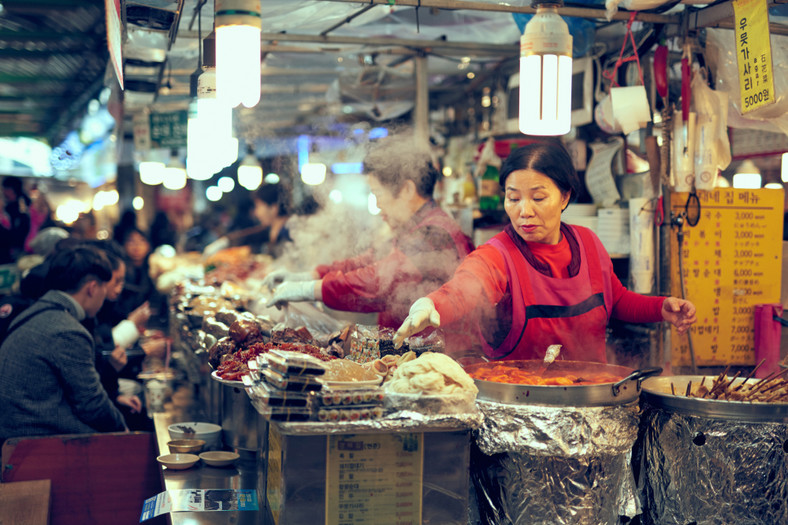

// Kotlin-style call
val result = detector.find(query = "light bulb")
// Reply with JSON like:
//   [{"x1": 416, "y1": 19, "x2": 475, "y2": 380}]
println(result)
[
  {"x1": 301, "y1": 163, "x2": 327, "y2": 186},
  {"x1": 519, "y1": 3, "x2": 573, "y2": 136},
  {"x1": 216, "y1": 0, "x2": 261, "y2": 108},
  {"x1": 238, "y1": 152, "x2": 262, "y2": 190},
  {"x1": 139, "y1": 161, "x2": 165, "y2": 185}
]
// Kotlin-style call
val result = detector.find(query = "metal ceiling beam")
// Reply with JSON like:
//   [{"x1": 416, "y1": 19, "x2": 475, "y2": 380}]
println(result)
[
  {"x1": 0, "y1": 30, "x2": 96, "y2": 41},
  {"x1": 687, "y1": 0, "x2": 788, "y2": 35},
  {"x1": 315, "y1": 0, "x2": 680, "y2": 24}
]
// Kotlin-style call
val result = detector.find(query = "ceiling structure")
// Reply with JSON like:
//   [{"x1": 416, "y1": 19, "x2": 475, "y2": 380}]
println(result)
[{"x1": 0, "y1": 0, "x2": 786, "y2": 149}]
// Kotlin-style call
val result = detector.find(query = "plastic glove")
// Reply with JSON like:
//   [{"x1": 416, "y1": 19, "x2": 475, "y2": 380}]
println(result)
[
  {"x1": 262, "y1": 269, "x2": 317, "y2": 291},
  {"x1": 203, "y1": 236, "x2": 230, "y2": 258},
  {"x1": 271, "y1": 280, "x2": 319, "y2": 308},
  {"x1": 393, "y1": 297, "x2": 440, "y2": 349},
  {"x1": 661, "y1": 297, "x2": 697, "y2": 334}
]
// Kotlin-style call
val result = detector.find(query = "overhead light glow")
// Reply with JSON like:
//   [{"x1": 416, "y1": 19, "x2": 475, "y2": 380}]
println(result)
[
  {"x1": 215, "y1": 0, "x2": 261, "y2": 108},
  {"x1": 206, "y1": 185, "x2": 223, "y2": 201},
  {"x1": 733, "y1": 159, "x2": 761, "y2": 189},
  {"x1": 139, "y1": 161, "x2": 165, "y2": 185},
  {"x1": 519, "y1": 1, "x2": 573, "y2": 136},
  {"x1": 238, "y1": 151, "x2": 263, "y2": 190},
  {"x1": 162, "y1": 153, "x2": 187, "y2": 190},
  {"x1": 56, "y1": 199, "x2": 89, "y2": 225},
  {"x1": 331, "y1": 162, "x2": 363, "y2": 175},
  {"x1": 329, "y1": 189, "x2": 343, "y2": 204},
  {"x1": 218, "y1": 176, "x2": 235, "y2": 193},
  {"x1": 764, "y1": 182, "x2": 783, "y2": 189},
  {"x1": 782, "y1": 152, "x2": 788, "y2": 183},
  {"x1": 132, "y1": 196, "x2": 144, "y2": 210},
  {"x1": 301, "y1": 163, "x2": 327, "y2": 186},
  {"x1": 264, "y1": 172, "x2": 280, "y2": 184}
]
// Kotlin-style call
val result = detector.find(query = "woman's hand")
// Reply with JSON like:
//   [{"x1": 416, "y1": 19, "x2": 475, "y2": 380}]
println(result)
[
  {"x1": 142, "y1": 338, "x2": 168, "y2": 359},
  {"x1": 109, "y1": 346, "x2": 128, "y2": 371},
  {"x1": 394, "y1": 297, "x2": 441, "y2": 349},
  {"x1": 128, "y1": 301, "x2": 151, "y2": 332},
  {"x1": 116, "y1": 394, "x2": 143, "y2": 414},
  {"x1": 661, "y1": 297, "x2": 697, "y2": 333}
]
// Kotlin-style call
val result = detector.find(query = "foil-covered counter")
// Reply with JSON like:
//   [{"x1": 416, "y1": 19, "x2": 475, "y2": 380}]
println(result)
[
  {"x1": 637, "y1": 403, "x2": 788, "y2": 525},
  {"x1": 472, "y1": 400, "x2": 641, "y2": 525}
]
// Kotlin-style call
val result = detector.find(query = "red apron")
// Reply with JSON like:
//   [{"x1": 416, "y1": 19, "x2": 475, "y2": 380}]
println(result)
[{"x1": 480, "y1": 225, "x2": 613, "y2": 363}]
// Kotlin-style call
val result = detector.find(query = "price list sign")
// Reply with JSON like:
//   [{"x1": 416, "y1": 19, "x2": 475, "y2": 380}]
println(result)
[
  {"x1": 670, "y1": 189, "x2": 783, "y2": 366},
  {"x1": 326, "y1": 433, "x2": 423, "y2": 525},
  {"x1": 733, "y1": 0, "x2": 775, "y2": 113}
]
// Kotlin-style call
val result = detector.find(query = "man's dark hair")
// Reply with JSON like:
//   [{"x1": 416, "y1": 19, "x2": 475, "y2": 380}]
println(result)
[
  {"x1": 83, "y1": 239, "x2": 125, "y2": 271},
  {"x1": 499, "y1": 140, "x2": 582, "y2": 203},
  {"x1": 364, "y1": 131, "x2": 439, "y2": 198},
  {"x1": 254, "y1": 183, "x2": 291, "y2": 217},
  {"x1": 45, "y1": 246, "x2": 113, "y2": 293}
]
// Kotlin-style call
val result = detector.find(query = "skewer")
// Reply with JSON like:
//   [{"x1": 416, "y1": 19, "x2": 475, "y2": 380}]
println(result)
[
  {"x1": 750, "y1": 368, "x2": 788, "y2": 393},
  {"x1": 671, "y1": 382, "x2": 676, "y2": 395},
  {"x1": 685, "y1": 380, "x2": 693, "y2": 397}
]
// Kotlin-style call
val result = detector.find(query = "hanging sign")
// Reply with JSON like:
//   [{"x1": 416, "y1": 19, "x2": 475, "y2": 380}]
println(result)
[
  {"x1": 149, "y1": 110, "x2": 188, "y2": 149},
  {"x1": 326, "y1": 433, "x2": 423, "y2": 525},
  {"x1": 732, "y1": 0, "x2": 775, "y2": 114},
  {"x1": 669, "y1": 189, "x2": 783, "y2": 366}
]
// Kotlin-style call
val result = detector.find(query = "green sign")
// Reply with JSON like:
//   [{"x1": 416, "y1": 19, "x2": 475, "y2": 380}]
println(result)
[{"x1": 149, "y1": 110, "x2": 188, "y2": 148}]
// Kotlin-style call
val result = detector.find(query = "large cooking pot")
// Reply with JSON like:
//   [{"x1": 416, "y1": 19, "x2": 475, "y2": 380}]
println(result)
[
  {"x1": 642, "y1": 375, "x2": 788, "y2": 423},
  {"x1": 465, "y1": 360, "x2": 661, "y2": 406}
]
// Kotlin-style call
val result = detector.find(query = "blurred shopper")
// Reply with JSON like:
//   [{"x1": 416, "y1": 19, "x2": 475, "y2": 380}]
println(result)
[
  {"x1": 265, "y1": 132, "x2": 474, "y2": 344},
  {"x1": 116, "y1": 227, "x2": 166, "y2": 332},
  {"x1": 24, "y1": 184, "x2": 58, "y2": 252},
  {"x1": 0, "y1": 245, "x2": 126, "y2": 443},
  {"x1": 2, "y1": 176, "x2": 31, "y2": 261}
]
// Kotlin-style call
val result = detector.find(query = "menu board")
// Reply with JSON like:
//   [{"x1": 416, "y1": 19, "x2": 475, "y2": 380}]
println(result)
[
  {"x1": 669, "y1": 188, "x2": 783, "y2": 366},
  {"x1": 326, "y1": 433, "x2": 423, "y2": 525}
]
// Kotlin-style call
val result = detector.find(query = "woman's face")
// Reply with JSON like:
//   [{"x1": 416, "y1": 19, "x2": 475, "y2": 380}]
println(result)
[
  {"x1": 124, "y1": 231, "x2": 150, "y2": 265},
  {"x1": 367, "y1": 175, "x2": 410, "y2": 229},
  {"x1": 253, "y1": 199, "x2": 277, "y2": 227},
  {"x1": 503, "y1": 169, "x2": 570, "y2": 245}
]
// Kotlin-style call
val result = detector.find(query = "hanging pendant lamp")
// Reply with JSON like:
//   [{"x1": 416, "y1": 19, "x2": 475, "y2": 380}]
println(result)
[{"x1": 215, "y1": 0, "x2": 261, "y2": 108}]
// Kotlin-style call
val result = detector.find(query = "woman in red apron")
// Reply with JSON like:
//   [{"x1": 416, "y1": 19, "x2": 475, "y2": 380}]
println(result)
[{"x1": 394, "y1": 140, "x2": 696, "y2": 363}]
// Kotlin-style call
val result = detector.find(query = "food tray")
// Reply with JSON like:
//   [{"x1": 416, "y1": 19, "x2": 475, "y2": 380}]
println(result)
[
  {"x1": 242, "y1": 375, "x2": 311, "y2": 407},
  {"x1": 262, "y1": 368, "x2": 323, "y2": 393},
  {"x1": 211, "y1": 370, "x2": 244, "y2": 386},
  {"x1": 316, "y1": 389, "x2": 384, "y2": 406},
  {"x1": 266, "y1": 349, "x2": 327, "y2": 376},
  {"x1": 316, "y1": 405, "x2": 384, "y2": 423}
]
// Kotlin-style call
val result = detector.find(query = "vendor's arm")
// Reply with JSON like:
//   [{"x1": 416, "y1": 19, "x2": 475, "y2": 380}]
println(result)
[
  {"x1": 315, "y1": 248, "x2": 377, "y2": 277},
  {"x1": 609, "y1": 273, "x2": 696, "y2": 332},
  {"x1": 426, "y1": 244, "x2": 509, "y2": 325}
]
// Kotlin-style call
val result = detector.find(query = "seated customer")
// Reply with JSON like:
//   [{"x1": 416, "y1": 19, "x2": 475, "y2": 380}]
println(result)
[{"x1": 0, "y1": 246, "x2": 127, "y2": 444}]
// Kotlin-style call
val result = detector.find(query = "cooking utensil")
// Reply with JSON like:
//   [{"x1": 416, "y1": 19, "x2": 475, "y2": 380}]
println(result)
[
  {"x1": 465, "y1": 360, "x2": 662, "y2": 407},
  {"x1": 642, "y1": 375, "x2": 788, "y2": 423},
  {"x1": 535, "y1": 344, "x2": 562, "y2": 376}
]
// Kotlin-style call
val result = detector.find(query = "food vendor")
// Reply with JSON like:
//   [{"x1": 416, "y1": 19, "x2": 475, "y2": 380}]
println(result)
[
  {"x1": 264, "y1": 132, "x2": 474, "y2": 340},
  {"x1": 394, "y1": 140, "x2": 696, "y2": 363}
]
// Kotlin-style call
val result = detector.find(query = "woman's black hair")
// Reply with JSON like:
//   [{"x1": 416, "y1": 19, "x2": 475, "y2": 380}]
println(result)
[
  {"x1": 499, "y1": 140, "x2": 582, "y2": 203},
  {"x1": 118, "y1": 226, "x2": 149, "y2": 247},
  {"x1": 83, "y1": 239, "x2": 125, "y2": 271}
]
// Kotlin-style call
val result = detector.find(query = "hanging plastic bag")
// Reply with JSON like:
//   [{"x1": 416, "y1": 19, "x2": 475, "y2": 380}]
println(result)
[
  {"x1": 691, "y1": 68, "x2": 731, "y2": 191},
  {"x1": 753, "y1": 303, "x2": 784, "y2": 379}
]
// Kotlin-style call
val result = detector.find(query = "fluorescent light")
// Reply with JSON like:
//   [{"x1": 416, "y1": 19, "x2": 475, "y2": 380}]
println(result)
[
  {"x1": 264, "y1": 172, "x2": 280, "y2": 184},
  {"x1": 238, "y1": 152, "x2": 263, "y2": 190},
  {"x1": 206, "y1": 186, "x2": 223, "y2": 201},
  {"x1": 215, "y1": 0, "x2": 261, "y2": 108},
  {"x1": 132, "y1": 196, "x2": 144, "y2": 210},
  {"x1": 782, "y1": 152, "x2": 788, "y2": 183},
  {"x1": 139, "y1": 161, "x2": 165, "y2": 185},
  {"x1": 331, "y1": 162, "x2": 363, "y2": 175},
  {"x1": 764, "y1": 182, "x2": 783, "y2": 189},
  {"x1": 218, "y1": 176, "x2": 235, "y2": 193},
  {"x1": 519, "y1": 2, "x2": 573, "y2": 136},
  {"x1": 733, "y1": 159, "x2": 761, "y2": 188}
]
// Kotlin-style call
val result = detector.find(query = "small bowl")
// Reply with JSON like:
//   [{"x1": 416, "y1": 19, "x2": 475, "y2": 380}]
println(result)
[
  {"x1": 167, "y1": 439, "x2": 206, "y2": 454},
  {"x1": 168, "y1": 422, "x2": 222, "y2": 450},
  {"x1": 199, "y1": 451, "x2": 240, "y2": 468},
  {"x1": 157, "y1": 453, "x2": 200, "y2": 470}
]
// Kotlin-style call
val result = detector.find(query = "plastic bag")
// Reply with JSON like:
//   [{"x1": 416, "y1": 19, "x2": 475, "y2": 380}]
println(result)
[{"x1": 691, "y1": 68, "x2": 731, "y2": 190}]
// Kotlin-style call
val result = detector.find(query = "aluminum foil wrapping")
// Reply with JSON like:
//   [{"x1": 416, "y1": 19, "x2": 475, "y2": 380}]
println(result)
[
  {"x1": 638, "y1": 404, "x2": 788, "y2": 525},
  {"x1": 274, "y1": 410, "x2": 483, "y2": 435},
  {"x1": 472, "y1": 400, "x2": 641, "y2": 524}
]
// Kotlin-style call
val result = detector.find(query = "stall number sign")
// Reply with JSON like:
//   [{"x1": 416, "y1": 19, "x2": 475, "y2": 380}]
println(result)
[
  {"x1": 733, "y1": 0, "x2": 775, "y2": 113},
  {"x1": 669, "y1": 189, "x2": 783, "y2": 366},
  {"x1": 149, "y1": 110, "x2": 187, "y2": 148},
  {"x1": 326, "y1": 433, "x2": 423, "y2": 525}
]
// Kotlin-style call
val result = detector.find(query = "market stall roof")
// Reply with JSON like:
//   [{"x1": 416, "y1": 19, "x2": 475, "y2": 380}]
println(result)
[{"x1": 0, "y1": 0, "x2": 786, "y2": 146}]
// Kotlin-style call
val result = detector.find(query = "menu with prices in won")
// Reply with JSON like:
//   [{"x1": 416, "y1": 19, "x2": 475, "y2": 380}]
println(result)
[
  {"x1": 669, "y1": 188, "x2": 783, "y2": 366},
  {"x1": 326, "y1": 432, "x2": 424, "y2": 525}
]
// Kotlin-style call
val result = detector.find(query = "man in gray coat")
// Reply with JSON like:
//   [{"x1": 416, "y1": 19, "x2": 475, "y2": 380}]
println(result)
[{"x1": 0, "y1": 246, "x2": 127, "y2": 444}]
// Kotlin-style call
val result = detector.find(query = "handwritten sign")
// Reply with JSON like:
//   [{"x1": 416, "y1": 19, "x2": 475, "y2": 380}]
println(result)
[
  {"x1": 326, "y1": 433, "x2": 423, "y2": 525},
  {"x1": 669, "y1": 189, "x2": 783, "y2": 366},
  {"x1": 733, "y1": 0, "x2": 775, "y2": 113}
]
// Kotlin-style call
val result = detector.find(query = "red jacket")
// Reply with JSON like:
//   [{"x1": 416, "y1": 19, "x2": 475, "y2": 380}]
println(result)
[
  {"x1": 317, "y1": 201, "x2": 474, "y2": 329},
  {"x1": 429, "y1": 223, "x2": 665, "y2": 362}
]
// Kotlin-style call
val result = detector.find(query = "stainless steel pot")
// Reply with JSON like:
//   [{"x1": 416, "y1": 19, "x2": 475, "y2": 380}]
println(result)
[
  {"x1": 465, "y1": 360, "x2": 662, "y2": 407},
  {"x1": 212, "y1": 372, "x2": 263, "y2": 451},
  {"x1": 641, "y1": 375, "x2": 788, "y2": 423}
]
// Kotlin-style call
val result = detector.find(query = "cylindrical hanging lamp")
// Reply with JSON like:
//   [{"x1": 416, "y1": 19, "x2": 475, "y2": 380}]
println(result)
[
  {"x1": 519, "y1": 0, "x2": 573, "y2": 136},
  {"x1": 215, "y1": 0, "x2": 261, "y2": 108}
]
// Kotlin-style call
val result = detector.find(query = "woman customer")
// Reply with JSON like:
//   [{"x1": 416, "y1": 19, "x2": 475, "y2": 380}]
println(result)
[{"x1": 394, "y1": 140, "x2": 696, "y2": 362}]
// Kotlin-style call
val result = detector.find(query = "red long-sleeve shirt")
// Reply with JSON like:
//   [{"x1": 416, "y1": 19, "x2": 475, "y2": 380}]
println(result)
[{"x1": 429, "y1": 226, "x2": 665, "y2": 327}]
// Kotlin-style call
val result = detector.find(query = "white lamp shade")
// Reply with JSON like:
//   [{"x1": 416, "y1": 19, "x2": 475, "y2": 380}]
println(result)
[
  {"x1": 206, "y1": 185, "x2": 223, "y2": 201},
  {"x1": 732, "y1": 173, "x2": 761, "y2": 189},
  {"x1": 519, "y1": 5, "x2": 573, "y2": 136},
  {"x1": 238, "y1": 164, "x2": 262, "y2": 190},
  {"x1": 216, "y1": 24, "x2": 261, "y2": 108},
  {"x1": 140, "y1": 161, "x2": 165, "y2": 185},
  {"x1": 301, "y1": 162, "x2": 327, "y2": 186},
  {"x1": 162, "y1": 166, "x2": 187, "y2": 190},
  {"x1": 218, "y1": 176, "x2": 235, "y2": 193}
]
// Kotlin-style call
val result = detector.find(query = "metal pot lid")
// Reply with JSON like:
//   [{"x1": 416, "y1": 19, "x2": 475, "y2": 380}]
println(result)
[{"x1": 641, "y1": 375, "x2": 788, "y2": 423}]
